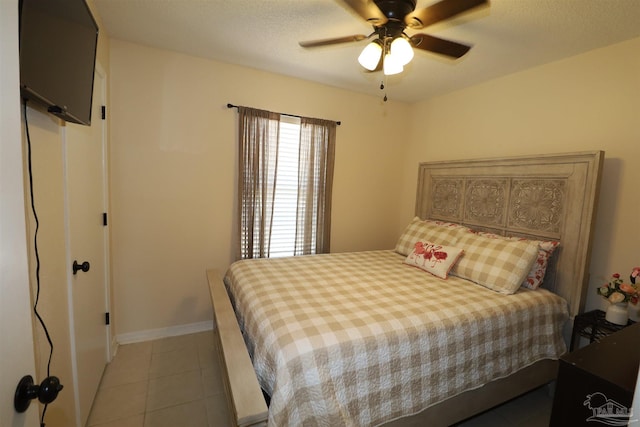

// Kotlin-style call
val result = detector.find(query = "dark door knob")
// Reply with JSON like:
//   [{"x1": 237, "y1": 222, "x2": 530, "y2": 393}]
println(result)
[{"x1": 72, "y1": 260, "x2": 90, "y2": 275}]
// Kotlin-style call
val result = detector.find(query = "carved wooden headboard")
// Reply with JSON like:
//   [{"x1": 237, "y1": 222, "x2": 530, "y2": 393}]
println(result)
[{"x1": 415, "y1": 151, "x2": 604, "y2": 318}]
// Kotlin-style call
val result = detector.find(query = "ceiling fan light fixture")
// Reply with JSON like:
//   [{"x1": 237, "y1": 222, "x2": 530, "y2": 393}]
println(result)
[
  {"x1": 383, "y1": 53, "x2": 403, "y2": 75},
  {"x1": 358, "y1": 40, "x2": 383, "y2": 71},
  {"x1": 390, "y1": 36, "x2": 414, "y2": 66}
]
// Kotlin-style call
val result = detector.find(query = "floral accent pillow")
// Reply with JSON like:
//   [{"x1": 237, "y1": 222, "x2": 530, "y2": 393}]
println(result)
[
  {"x1": 521, "y1": 240, "x2": 560, "y2": 289},
  {"x1": 475, "y1": 231, "x2": 560, "y2": 290},
  {"x1": 395, "y1": 217, "x2": 468, "y2": 256},
  {"x1": 404, "y1": 241, "x2": 464, "y2": 279}
]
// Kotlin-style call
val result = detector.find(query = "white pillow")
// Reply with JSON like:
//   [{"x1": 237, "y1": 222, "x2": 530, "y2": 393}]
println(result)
[{"x1": 404, "y1": 241, "x2": 464, "y2": 279}]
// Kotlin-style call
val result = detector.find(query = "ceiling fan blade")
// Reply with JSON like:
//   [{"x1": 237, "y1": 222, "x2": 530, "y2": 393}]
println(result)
[
  {"x1": 340, "y1": 0, "x2": 388, "y2": 26},
  {"x1": 299, "y1": 34, "x2": 369, "y2": 48},
  {"x1": 406, "y1": 0, "x2": 488, "y2": 29},
  {"x1": 410, "y1": 33, "x2": 471, "y2": 58}
]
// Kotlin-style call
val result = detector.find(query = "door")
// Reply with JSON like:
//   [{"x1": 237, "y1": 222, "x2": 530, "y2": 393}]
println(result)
[{"x1": 64, "y1": 64, "x2": 110, "y2": 426}]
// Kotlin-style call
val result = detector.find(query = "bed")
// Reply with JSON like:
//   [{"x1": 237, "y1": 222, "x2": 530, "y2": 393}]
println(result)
[{"x1": 208, "y1": 151, "x2": 604, "y2": 427}]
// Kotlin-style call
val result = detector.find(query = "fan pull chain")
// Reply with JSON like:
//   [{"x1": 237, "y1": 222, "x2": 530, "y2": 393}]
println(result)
[{"x1": 380, "y1": 80, "x2": 388, "y2": 102}]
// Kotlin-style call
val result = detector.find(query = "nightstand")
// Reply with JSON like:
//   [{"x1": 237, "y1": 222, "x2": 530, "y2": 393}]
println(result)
[{"x1": 570, "y1": 309, "x2": 636, "y2": 351}]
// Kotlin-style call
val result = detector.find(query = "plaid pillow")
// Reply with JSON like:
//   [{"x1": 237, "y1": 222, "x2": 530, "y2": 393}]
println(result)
[
  {"x1": 395, "y1": 217, "x2": 467, "y2": 256},
  {"x1": 451, "y1": 231, "x2": 539, "y2": 294},
  {"x1": 475, "y1": 231, "x2": 560, "y2": 290}
]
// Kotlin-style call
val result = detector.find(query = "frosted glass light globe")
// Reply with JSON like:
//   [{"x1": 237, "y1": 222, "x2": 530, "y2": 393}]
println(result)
[
  {"x1": 358, "y1": 41, "x2": 382, "y2": 70},
  {"x1": 390, "y1": 37, "x2": 414, "y2": 66},
  {"x1": 383, "y1": 53, "x2": 403, "y2": 75}
]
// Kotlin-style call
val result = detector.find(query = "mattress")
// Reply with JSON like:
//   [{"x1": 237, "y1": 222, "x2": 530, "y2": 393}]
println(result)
[{"x1": 224, "y1": 250, "x2": 569, "y2": 426}]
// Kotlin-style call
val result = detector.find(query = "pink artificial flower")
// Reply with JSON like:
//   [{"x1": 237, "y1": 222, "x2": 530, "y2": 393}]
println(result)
[
  {"x1": 612, "y1": 273, "x2": 621, "y2": 279},
  {"x1": 620, "y1": 283, "x2": 637, "y2": 294}
]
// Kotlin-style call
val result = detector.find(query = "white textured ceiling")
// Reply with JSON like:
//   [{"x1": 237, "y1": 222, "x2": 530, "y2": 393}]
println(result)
[{"x1": 93, "y1": 0, "x2": 640, "y2": 103}]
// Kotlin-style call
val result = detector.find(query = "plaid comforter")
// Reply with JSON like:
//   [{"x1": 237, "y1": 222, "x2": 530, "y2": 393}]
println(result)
[{"x1": 225, "y1": 250, "x2": 568, "y2": 426}]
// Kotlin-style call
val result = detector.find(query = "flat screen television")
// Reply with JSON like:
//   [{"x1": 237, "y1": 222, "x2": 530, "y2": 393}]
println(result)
[{"x1": 19, "y1": 0, "x2": 99, "y2": 126}]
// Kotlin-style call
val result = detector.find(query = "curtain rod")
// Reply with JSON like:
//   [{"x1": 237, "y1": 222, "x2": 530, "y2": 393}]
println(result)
[{"x1": 227, "y1": 103, "x2": 341, "y2": 126}]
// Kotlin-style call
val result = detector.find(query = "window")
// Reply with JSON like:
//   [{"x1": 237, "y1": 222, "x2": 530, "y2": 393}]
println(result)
[
  {"x1": 269, "y1": 116, "x2": 301, "y2": 257},
  {"x1": 237, "y1": 107, "x2": 336, "y2": 259}
]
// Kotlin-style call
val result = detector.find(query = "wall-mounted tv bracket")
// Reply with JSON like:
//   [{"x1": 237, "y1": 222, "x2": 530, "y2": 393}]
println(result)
[
  {"x1": 72, "y1": 260, "x2": 90, "y2": 275},
  {"x1": 14, "y1": 375, "x2": 63, "y2": 412}
]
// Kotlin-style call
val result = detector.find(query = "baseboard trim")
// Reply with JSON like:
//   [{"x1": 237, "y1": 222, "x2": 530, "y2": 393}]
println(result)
[
  {"x1": 110, "y1": 336, "x2": 119, "y2": 360},
  {"x1": 116, "y1": 320, "x2": 215, "y2": 345}
]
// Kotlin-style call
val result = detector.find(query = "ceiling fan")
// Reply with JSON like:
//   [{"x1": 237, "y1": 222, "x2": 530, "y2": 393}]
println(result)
[{"x1": 299, "y1": 0, "x2": 489, "y2": 75}]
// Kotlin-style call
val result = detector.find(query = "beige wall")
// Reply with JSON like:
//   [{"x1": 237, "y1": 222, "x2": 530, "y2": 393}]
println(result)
[
  {"x1": 108, "y1": 39, "x2": 411, "y2": 337},
  {"x1": 401, "y1": 36, "x2": 640, "y2": 313}
]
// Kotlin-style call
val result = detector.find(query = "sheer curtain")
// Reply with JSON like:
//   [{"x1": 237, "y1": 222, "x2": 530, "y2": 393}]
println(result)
[
  {"x1": 237, "y1": 107, "x2": 281, "y2": 259},
  {"x1": 236, "y1": 107, "x2": 336, "y2": 259},
  {"x1": 295, "y1": 117, "x2": 336, "y2": 255}
]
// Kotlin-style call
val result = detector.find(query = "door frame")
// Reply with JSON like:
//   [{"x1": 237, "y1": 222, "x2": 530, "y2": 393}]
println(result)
[
  {"x1": 96, "y1": 61, "x2": 112, "y2": 360},
  {"x1": 63, "y1": 61, "x2": 111, "y2": 427}
]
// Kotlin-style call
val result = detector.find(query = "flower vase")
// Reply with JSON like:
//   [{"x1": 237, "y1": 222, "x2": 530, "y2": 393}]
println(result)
[
  {"x1": 605, "y1": 302, "x2": 628, "y2": 325},
  {"x1": 629, "y1": 301, "x2": 640, "y2": 322}
]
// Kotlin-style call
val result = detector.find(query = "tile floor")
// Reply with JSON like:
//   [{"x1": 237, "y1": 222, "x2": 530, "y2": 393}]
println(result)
[
  {"x1": 87, "y1": 330, "x2": 231, "y2": 427},
  {"x1": 88, "y1": 330, "x2": 553, "y2": 427}
]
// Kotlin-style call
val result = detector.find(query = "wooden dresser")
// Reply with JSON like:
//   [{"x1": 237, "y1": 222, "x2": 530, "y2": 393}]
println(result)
[{"x1": 550, "y1": 322, "x2": 639, "y2": 426}]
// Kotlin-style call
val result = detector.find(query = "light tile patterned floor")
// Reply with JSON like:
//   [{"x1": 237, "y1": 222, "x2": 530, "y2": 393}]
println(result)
[
  {"x1": 87, "y1": 330, "x2": 231, "y2": 427},
  {"x1": 88, "y1": 330, "x2": 553, "y2": 426}
]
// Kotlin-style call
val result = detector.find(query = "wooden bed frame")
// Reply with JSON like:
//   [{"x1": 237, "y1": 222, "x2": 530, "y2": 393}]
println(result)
[{"x1": 207, "y1": 151, "x2": 604, "y2": 427}]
